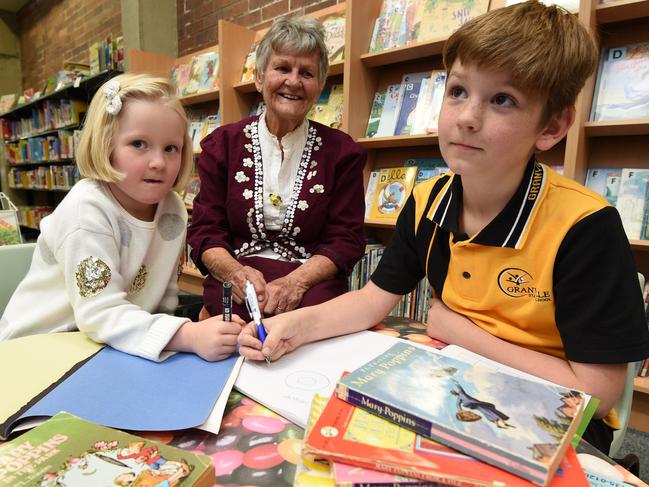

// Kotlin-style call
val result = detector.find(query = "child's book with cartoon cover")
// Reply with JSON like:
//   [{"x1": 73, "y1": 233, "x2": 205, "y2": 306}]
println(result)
[
  {"x1": 367, "y1": 166, "x2": 418, "y2": 224},
  {"x1": 0, "y1": 412, "x2": 214, "y2": 487}
]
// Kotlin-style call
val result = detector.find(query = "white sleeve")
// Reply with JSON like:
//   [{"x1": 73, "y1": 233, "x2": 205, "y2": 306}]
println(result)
[{"x1": 57, "y1": 226, "x2": 188, "y2": 362}]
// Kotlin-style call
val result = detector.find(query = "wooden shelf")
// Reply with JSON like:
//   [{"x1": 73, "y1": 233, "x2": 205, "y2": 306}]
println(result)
[
  {"x1": 4, "y1": 123, "x2": 81, "y2": 143},
  {"x1": 630, "y1": 240, "x2": 649, "y2": 251},
  {"x1": 8, "y1": 159, "x2": 75, "y2": 167},
  {"x1": 635, "y1": 375, "x2": 649, "y2": 394},
  {"x1": 596, "y1": 0, "x2": 649, "y2": 24},
  {"x1": 179, "y1": 89, "x2": 219, "y2": 106},
  {"x1": 364, "y1": 221, "x2": 396, "y2": 229},
  {"x1": 357, "y1": 133, "x2": 439, "y2": 149},
  {"x1": 360, "y1": 37, "x2": 447, "y2": 68},
  {"x1": 584, "y1": 119, "x2": 649, "y2": 137}
]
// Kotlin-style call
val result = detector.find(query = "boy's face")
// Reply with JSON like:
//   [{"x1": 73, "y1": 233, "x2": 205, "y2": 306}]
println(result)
[{"x1": 438, "y1": 60, "x2": 559, "y2": 180}]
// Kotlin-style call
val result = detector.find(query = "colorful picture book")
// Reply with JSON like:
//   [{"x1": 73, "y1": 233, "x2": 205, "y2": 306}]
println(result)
[
  {"x1": 184, "y1": 51, "x2": 220, "y2": 96},
  {"x1": 590, "y1": 42, "x2": 649, "y2": 121},
  {"x1": 366, "y1": 90, "x2": 387, "y2": 138},
  {"x1": 309, "y1": 84, "x2": 344, "y2": 128},
  {"x1": 322, "y1": 12, "x2": 346, "y2": 63},
  {"x1": 584, "y1": 167, "x2": 622, "y2": 207},
  {"x1": 366, "y1": 166, "x2": 418, "y2": 224},
  {"x1": 240, "y1": 41, "x2": 258, "y2": 83},
  {"x1": 306, "y1": 386, "x2": 588, "y2": 487},
  {"x1": 336, "y1": 343, "x2": 587, "y2": 486},
  {"x1": 0, "y1": 332, "x2": 242, "y2": 439},
  {"x1": 0, "y1": 412, "x2": 214, "y2": 487},
  {"x1": 615, "y1": 168, "x2": 649, "y2": 240},
  {"x1": 412, "y1": 0, "x2": 490, "y2": 43}
]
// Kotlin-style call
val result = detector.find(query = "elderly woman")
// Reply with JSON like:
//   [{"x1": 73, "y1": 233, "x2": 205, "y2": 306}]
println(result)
[{"x1": 187, "y1": 16, "x2": 366, "y2": 319}]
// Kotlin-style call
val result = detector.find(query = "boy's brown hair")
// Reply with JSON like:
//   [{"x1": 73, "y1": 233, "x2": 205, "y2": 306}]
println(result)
[{"x1": 443, "y1": 0, "x2": 598, "y2": 120}]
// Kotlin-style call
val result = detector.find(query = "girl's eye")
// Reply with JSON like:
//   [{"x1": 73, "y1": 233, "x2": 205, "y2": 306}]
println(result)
[
  {"x1": 448, "y1": 86, "x2": 467, "y2": 99},
  {"x1": 131, "y1": 140, "x2": 145, "y2": 149},
  {"x1": 165, "y1": 145, "x2": 179, "y2": 153},
  {"x1": 493, "y1": 93, "x2": 516, "y2": 107}
]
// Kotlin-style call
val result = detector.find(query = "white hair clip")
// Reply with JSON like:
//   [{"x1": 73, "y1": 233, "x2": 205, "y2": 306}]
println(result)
[{"x1": 104, "y1": 80, "x2": 122, "y2": 115}]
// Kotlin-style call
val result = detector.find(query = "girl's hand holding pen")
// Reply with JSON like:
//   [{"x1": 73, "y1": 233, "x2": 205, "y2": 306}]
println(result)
[{"x1": 167, "y1": 314, "x2": 246, "y2": 362}]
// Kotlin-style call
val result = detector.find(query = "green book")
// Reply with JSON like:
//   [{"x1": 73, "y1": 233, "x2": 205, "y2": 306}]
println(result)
[
  {"x1": 0, "y1": 412, "x2": 214, "y2": 487},
  {"x1": 365, "y1": 90, "x2": 386, "y2": 138}
]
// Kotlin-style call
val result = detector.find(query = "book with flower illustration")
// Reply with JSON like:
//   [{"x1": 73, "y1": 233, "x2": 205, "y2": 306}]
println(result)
[
  {"x1": 335, "y1": 343, "x2": 587, "y2": 486},
  {"x1": 306, "y1": 384, "x2": 588, "y2": 487},
  {"x1": 0, "y1": 412, "x2": 214, "y2": 487},
  {"x1": 366, "y1": 166, "x2": 418, "y2": 224}
]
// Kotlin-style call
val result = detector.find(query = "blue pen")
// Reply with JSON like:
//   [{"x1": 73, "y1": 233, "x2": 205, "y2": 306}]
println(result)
[{"x1": 244, "y1": 280, "x2": 271, "y2": 365}]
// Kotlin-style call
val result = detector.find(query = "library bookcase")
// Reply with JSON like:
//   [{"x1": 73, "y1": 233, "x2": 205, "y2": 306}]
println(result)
[
  {"x1": 0, "y1": 70, "x2": 121, "y2": 233},
  {"x1": 128, "y1": 0, "x2": 649, "y2": 431}
]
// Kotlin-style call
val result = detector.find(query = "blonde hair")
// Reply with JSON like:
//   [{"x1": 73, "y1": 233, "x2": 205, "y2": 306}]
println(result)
[
  {"x1": 76, "y1": 73, "x2": 193, "y2": 192},
  {"x1": 443, "y1": 0, "x2": 598, "y2": 120},
  {"x1": 256, "y1": 16, "x2": 329, "y2": 86}
]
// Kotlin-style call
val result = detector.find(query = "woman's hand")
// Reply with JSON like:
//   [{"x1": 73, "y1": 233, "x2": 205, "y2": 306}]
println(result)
[
  {"x1": 263, "y1": 275, "x2": 309, "y2": 315},
  {"x1": 238, "y1": 313, "x2": 303, "y2": 362},
  {"x1": 227, "y1": 266, "x2": 267, "y2": 306}
]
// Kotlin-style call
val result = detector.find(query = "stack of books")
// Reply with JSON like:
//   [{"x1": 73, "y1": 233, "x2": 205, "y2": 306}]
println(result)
[{"x1": 303, "y1": 343, "x2": 592, "y2": 486}]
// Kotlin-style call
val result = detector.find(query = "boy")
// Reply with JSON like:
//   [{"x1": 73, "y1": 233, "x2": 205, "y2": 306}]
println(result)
[{"x1": 238, "y1": 0, "x2": 649, "y2": 454}]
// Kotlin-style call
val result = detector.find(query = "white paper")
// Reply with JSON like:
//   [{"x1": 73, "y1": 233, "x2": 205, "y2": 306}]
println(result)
[
  {"x1": 196, "y1": 355, "x2": 244, "y2": 435},
  {"x1": 234, "y1": 331, "x2": 402, "y2": 428}
]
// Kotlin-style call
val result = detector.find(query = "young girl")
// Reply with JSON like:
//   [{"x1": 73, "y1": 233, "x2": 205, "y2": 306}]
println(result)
[{"x1": 0, "y1": 73, "x2": 244, "y2": 362}]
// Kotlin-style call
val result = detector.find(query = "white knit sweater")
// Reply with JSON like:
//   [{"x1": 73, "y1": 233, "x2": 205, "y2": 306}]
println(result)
[{"x1": 0, "y1": 179, "x2": 190, "y2": 361}]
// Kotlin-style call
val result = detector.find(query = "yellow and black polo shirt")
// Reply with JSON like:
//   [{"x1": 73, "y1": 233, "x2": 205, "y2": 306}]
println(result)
[{"x1": 372, "y1": 158, "x2": 649, "y2": 364}]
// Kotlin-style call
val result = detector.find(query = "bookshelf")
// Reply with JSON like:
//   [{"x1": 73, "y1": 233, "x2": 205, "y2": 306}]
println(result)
[{"x1": 0, "y1": 70, "x2": 121, "y2": 231}]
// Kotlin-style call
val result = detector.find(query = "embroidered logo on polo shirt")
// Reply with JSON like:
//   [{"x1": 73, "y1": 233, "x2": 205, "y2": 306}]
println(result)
[{"x1": 497, "y1": 268, "x2": 551, "y2": 302}]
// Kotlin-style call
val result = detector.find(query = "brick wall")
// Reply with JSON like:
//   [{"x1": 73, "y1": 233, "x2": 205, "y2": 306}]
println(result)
[
  {"x1": 17, "y1": 0, "x2": 121, "y2": 91},
  {"x1": 177, "y1": 0, "x2": 343, "y2": 56}
]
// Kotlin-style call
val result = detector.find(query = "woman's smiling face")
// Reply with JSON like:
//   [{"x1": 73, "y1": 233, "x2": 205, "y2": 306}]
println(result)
[{"x1": 255, "y1": 50, "x2": 323, "y2": 135}]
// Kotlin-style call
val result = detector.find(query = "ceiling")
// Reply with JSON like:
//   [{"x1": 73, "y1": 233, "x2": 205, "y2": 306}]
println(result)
[{"x1": 0, "y1": 0, "x2": 30, "y2": 13}]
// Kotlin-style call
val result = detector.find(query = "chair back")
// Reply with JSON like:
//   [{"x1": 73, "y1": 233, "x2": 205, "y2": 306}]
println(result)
[
  {"x1": 0, "y1": 242, "x2": 36, "y2": 316},
  {"x1": 608, "y1": 271, "x2": 645, "y2": 457},
  {"x1": 609, "y1": 362, "x2": 637, "y2": 457}
]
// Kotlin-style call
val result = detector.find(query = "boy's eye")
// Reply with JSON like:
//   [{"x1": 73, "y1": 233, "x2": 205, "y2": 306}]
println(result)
[
  {"x1": 493, "y1": 93, "x2": 516, "y2": 107},
  {"x1": 448, "y1": 86, "x2": 467, "y2": 99},
  {"x1": 131, "y1": 140, "x2": 146, "y2": 149},
  {"x1": 165, "y1": 145, "x2": 179, "y2": 153}
]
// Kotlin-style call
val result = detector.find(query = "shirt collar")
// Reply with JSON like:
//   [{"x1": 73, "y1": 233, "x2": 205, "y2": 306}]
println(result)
[
  {"x1": 429, "y1": 157, "x2": 546, "y2": 249},
  {"x1": 258, "y1": 112, "x2": 309, "y2": 157}
]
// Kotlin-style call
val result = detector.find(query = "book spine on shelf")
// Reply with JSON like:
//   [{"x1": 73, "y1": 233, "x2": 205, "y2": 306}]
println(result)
[{"x1": 335, "y1": 384, "x2": 547, "y2": 486}]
